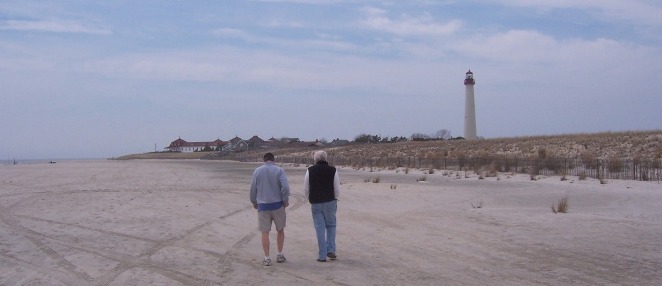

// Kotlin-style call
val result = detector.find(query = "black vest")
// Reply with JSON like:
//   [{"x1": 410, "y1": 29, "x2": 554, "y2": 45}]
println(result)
[{"x1": 308, "y1": 161, "x2": 336, "y2": 204}]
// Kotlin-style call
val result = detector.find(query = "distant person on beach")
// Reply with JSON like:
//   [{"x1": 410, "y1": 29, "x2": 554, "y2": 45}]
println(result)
[
  {"x1": 250, "y1": 152, "x2": 290, "y2": 266},
  {"x1": 304, "y1": 150, "x2": 340, "y2": 262}
]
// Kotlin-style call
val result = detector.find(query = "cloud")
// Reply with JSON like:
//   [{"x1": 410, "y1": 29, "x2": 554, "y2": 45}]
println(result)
[
  {"x1": 254, "y1": 0, "x2": 344, "y2": 4},
  {"x1": 451, "y1": 28, "x2": 662, "y2": 83},
  {"x1": 265, "y1": 19, "x2": 305, "y2": 28},
  {"x1": 0, "y1": 19, "x2": 111, "y2": 35},
  {"x1": 211, "y1": 27, "x2": 250, "y2": 38},
  {"x1": 453, "y1": 30, "x2": 558, "y2": 63},
  {"x1": 77, "y1": 53, "x2": 231, "y2": 82},
  {"x1": 359, "y1": 7, "x2": 462, "y2": 36},
  {"x1": 451, "y1": 28, "x2": 656, "y2": 66},
  {"x1": 489, "y1": 0, "x2": 662, "y2": 26},
  {"x1": 211, "y1": 27, "x2": 357, "y2": 52}
]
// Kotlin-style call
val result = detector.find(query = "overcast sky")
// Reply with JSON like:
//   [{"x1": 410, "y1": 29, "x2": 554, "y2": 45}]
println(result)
[{"x1": 2, "y1": 0, "x2": 661, "y2": 160}]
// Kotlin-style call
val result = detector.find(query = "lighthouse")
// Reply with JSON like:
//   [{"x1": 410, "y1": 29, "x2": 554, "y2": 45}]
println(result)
[{"x1": 464, "y1": 70, "x2": 477, "y2": 140}]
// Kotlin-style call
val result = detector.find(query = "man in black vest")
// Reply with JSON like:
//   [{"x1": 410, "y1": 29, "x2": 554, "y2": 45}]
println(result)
[{"x1": 304, "y1": 150, "x2": 340, "y2": 262}]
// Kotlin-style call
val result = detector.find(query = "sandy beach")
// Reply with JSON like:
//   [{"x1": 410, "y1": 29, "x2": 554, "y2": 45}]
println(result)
[{"x1": 1, "y1": 159, "x2": 661, "y2": 285}]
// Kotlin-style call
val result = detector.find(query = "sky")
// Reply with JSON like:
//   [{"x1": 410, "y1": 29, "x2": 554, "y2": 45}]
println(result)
[{"x1": 1, "y1": 0, "x2": 661, "y2": 160}]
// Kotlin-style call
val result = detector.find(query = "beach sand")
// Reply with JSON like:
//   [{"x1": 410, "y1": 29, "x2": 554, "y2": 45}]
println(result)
[{"x1": 1, "y1": 159, "x2": 661, "y2": 285}]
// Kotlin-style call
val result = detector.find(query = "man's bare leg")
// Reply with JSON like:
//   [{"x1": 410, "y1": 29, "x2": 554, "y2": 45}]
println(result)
[
  {"x1": 261, "y1": 231, "x2": 270, "y2": 257},
  {"x1": 276, "y1": 229, "x2": 285, "y2": 253}
]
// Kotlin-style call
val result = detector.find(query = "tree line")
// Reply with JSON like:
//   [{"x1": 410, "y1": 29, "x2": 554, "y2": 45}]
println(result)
[{"x1": 353, "y1": 129, "x2": 462, "y2": 143}]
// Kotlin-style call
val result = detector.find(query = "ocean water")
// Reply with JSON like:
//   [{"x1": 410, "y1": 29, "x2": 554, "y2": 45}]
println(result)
[{"x1": 1, "y1": 158, "x2": 103, "y2": 165}]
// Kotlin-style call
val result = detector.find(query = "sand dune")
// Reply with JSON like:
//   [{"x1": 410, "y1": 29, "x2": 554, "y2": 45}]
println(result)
[{"x1": 1, "y1": 160, "x2": 661, "y2": 285}]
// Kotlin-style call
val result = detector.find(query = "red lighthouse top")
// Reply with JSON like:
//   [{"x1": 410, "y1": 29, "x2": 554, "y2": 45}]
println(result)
[{"x1": 464, "y1": 69, "x2": 475, "y2": 85}]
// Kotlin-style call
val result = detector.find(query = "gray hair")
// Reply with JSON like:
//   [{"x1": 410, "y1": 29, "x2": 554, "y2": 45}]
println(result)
[{"x1": 313, "y1": 150, "x2": 327, "y2": 162}]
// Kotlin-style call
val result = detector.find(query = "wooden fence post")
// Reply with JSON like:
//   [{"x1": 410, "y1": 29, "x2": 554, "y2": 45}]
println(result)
[{"x1": 633, "y1": 160, "x2": 637, "y2": 180}]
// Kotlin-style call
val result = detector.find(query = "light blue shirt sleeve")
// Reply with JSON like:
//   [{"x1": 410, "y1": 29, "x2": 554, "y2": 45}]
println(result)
[{"x1": 249, "y1": 168, "x2": 259, "y2": 205}]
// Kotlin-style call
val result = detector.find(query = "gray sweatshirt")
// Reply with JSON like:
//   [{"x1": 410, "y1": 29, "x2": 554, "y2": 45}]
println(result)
[{"x1": 249, "y1": 161, "x2": 290, "y2": 206}]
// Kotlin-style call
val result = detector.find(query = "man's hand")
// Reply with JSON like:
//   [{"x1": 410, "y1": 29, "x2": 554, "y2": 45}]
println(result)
[
  {"x1": 253, "y1": 203, "x2": 258, "y2": 209},
  {"x1": 283, "y1": 202, "x2": 289, "y2": 208}
]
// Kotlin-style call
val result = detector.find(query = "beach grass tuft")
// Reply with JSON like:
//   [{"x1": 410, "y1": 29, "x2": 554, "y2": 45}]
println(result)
[{"x1": 551, "y1": 197, "x2": 569, "y2": 213}]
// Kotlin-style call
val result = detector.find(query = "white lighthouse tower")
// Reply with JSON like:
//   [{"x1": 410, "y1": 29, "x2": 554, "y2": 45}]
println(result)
[{"x1": 464, "y1": 70, "x2": 477, "y2": 140}]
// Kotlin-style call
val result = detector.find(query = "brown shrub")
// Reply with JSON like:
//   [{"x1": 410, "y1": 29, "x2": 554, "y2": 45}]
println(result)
[
  {"x1": 552, "y1": 197, "x2": 569, "y2": 213},
  {"x1": 581, "y1": 151, "x2": 597, "y2": 169},
  {"x1": 607, "y1": 156, "x2": 624, "y2": 173}
]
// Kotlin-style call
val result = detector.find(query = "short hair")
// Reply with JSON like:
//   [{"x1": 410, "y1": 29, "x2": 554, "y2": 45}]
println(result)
[
  {"x1": 263, "y1": 152, "x2": 275, "y2": 162},
  {"x1": 313, "y1": 150, "x2": 327, "y2": 162}
]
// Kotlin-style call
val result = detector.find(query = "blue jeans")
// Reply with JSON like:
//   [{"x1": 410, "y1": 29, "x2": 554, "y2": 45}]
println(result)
[{"x1": 311, "y1": 200, "x2": 337, "y2": 260}]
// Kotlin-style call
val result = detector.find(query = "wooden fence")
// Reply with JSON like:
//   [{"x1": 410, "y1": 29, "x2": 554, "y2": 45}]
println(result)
[{"x1": 231, "y1": 154, "x2": 662, "y2": 182}]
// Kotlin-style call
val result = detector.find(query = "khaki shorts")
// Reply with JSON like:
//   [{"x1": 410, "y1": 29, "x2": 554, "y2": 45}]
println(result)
[{"x1": 258, "y1": 206, "x2": 286, "y2": 232}]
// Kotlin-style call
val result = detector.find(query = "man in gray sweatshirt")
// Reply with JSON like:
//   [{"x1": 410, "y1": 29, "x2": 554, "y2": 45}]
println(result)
[{"x1": 250, "y1": 153, "x2": 290, "y2": 266}]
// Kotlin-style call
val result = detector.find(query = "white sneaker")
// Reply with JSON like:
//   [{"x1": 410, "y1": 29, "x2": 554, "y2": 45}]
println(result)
[
  {"x1": 263, "y1": 257, "x2": 272, "y2": 266},
  {"x1": 277, "y1": 254, "x2": 286, "y2": 263}
]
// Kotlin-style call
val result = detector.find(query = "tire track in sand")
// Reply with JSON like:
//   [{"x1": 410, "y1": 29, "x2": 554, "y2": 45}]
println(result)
[
  {"x1": 1, "y1": 188, "x2": 250, "y2": 286},
  {"x1": 218, "y1": 193, "x2": 308, "y2": 278},
  {"x1": 1, "y1": 167, "x2": 309, "y2": 285},
  {"x1": 0, "y1": 197, "x2": 94, "y2": 283},
  {"x1": 94, "y1": 205, "x2": 255, "y2": 286}
]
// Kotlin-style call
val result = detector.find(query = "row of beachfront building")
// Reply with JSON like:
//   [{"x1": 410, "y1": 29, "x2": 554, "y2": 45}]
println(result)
[{"x1": 165, "y1": 136, "x2": 350, "y2": 153}]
